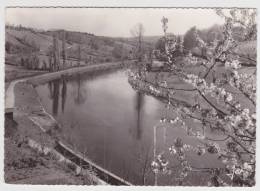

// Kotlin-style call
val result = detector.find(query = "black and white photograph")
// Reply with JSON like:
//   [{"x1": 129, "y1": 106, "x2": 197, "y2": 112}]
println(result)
[{"x1": 2, "y1": 3, "x2": 258, "y2": 188}]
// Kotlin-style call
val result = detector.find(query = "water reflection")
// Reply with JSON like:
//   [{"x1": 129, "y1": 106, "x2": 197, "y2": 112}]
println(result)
[
  {"x1": 47, "y1": 75, "x2": 68, "y2": 116},
  {"x1": 36, "y1": 69, "x2": 225, "y2": 185},
  {"x1": 52, "y1": 79, "x2": 60, "y2": 116},
  {"x1": 134, "y1": 92, "x2": 144, "y2": 140},
  {"x1": 61, "y1": 76, "x2": 67, "y2": 113},
  {"x1": 38, "y1": 70, "x2": 161, "y2": 185},
  {"x1": 46, "y1": 74, "x2": 89, "y2": 115},
  {"x1": 74, "y1": 74, "x2": 87, "y2": 105}
]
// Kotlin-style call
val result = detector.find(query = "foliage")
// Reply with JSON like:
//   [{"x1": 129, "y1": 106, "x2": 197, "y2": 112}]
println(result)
[
  {"x1": 183, "y1": 26, "x2": 198, "y2": 50},
  {"x1": 129, "y1": 9, "x2": 256, "y2": 186},
  {"x1": 197, "y1": 24, "x2": 223, "y2": 45},
  {"x1": 161, "y1": 9, "x2": 256, "y2": 186},
  {"x1": 155, "y1": 35, "x2": 183, "y2": 58}
]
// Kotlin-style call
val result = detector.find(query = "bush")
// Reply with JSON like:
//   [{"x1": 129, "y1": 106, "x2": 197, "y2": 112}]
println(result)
[{"x1": 112, "y1": 44, "x2": 124, "y2": 59}]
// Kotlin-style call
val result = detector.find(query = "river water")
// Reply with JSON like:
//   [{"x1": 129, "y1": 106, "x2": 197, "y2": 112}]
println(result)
[{"x1": 35, "y1": 69, "x2": 224, "y2": 185}]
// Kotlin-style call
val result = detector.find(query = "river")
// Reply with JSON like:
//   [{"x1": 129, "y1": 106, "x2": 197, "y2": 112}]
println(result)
[{"x1": 35, "y1": 68, "x2": 224, "y2": 185}]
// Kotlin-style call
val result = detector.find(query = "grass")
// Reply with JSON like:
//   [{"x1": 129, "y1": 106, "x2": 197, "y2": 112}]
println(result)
[{"x1": 235, "y1": 40, "x2": 256, "y2": 58}]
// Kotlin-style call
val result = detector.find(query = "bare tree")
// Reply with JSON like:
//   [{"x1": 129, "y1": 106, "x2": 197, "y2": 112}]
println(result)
[
  {"x1": 130, "y1": 23, "x2": 145, "y2": 62},
  {"x1": 61, "y1": 30, "x2": 66, "y2": 69},
  {"x1": 53, "y1": 34, "x2": 60, "y2": 71},
  {"x1": 47, "y1": 45, "x2": 53, "y2": 71},
  {"x1": 77, "y1": 44, "x2": 81, "y2": 66},
  {"x1": 77, "y1": 36, "x2": 81, "y2": 67}
]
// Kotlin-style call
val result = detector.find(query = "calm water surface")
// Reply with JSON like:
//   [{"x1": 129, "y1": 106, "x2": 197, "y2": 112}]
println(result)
[{"x1": 36, "y1": 69, "x2": 224, "y2": 185}]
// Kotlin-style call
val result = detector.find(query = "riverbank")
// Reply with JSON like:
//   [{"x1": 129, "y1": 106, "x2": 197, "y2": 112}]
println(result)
[
  {"x1": 5, "y1": 61, "x2": 133, "y2": 185},
  {"x1": 27, "y1": 61, "x2": 131, "y2": 85},
  {"x1": 5, "y1": 82, "x2": 98, "y2": 184}
]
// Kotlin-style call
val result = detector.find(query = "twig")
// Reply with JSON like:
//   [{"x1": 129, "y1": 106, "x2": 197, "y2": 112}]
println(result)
[{"x1": 197, "y1": 90, "x2": 227, "y2": 117}]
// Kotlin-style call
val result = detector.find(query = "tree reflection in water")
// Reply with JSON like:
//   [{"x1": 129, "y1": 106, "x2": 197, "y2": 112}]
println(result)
[
  {"x1": 61, "y1": 75, "x2": 67, "y2": 113},
  {"x1": 47, "y1": 74, "x2": 87, "y2": 116},
  {"x1": 47, "y1": 75, "x2": 68, "y2": 116},
  {"x1": 74, "y1": 74, "x2": 87, "y2": 105},
  {"x1": 51, "y1": 79, "x2": 60, "y2": 116},
  {"x1": 134, "y1": 92, "x2": 144, "y2": 140}
]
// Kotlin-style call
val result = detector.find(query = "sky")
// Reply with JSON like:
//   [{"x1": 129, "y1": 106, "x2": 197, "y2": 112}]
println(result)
[{"x1": 5, "y1": 8, "x2": 225, "y2": 37}]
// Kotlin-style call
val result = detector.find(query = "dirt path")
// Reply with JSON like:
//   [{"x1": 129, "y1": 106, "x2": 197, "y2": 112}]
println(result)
[{"x1": 5, "y1": 78, "x2": 26, "y2": 109}]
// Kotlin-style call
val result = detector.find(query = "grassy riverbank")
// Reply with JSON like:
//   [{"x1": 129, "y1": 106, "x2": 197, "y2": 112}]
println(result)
[{"x1": 5, "y1": 81, "x2": 97, "y2": 184}]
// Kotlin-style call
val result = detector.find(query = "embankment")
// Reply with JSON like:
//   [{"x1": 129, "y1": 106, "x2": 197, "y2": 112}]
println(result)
[{"x1": 27, "y1": 61, "x2": 132, "y2": 85}]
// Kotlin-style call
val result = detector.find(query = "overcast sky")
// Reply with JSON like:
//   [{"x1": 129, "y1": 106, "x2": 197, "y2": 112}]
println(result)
[{"x1": 5, "y1": 8, "x2": 225, "y2": 37}]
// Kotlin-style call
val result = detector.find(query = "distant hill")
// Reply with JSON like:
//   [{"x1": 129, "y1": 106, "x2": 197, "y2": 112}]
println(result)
[
  {"x1": 114, "y1": 35, "x2": 162, "y2": 48},
  {"x1": 142, "y1": 36, "x2": 162, "y2": 44}
]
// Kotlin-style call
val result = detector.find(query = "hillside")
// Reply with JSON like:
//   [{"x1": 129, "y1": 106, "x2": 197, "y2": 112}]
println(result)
[{"x1": 5, "y1": 26, "x2": 139, "y2": 70}]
